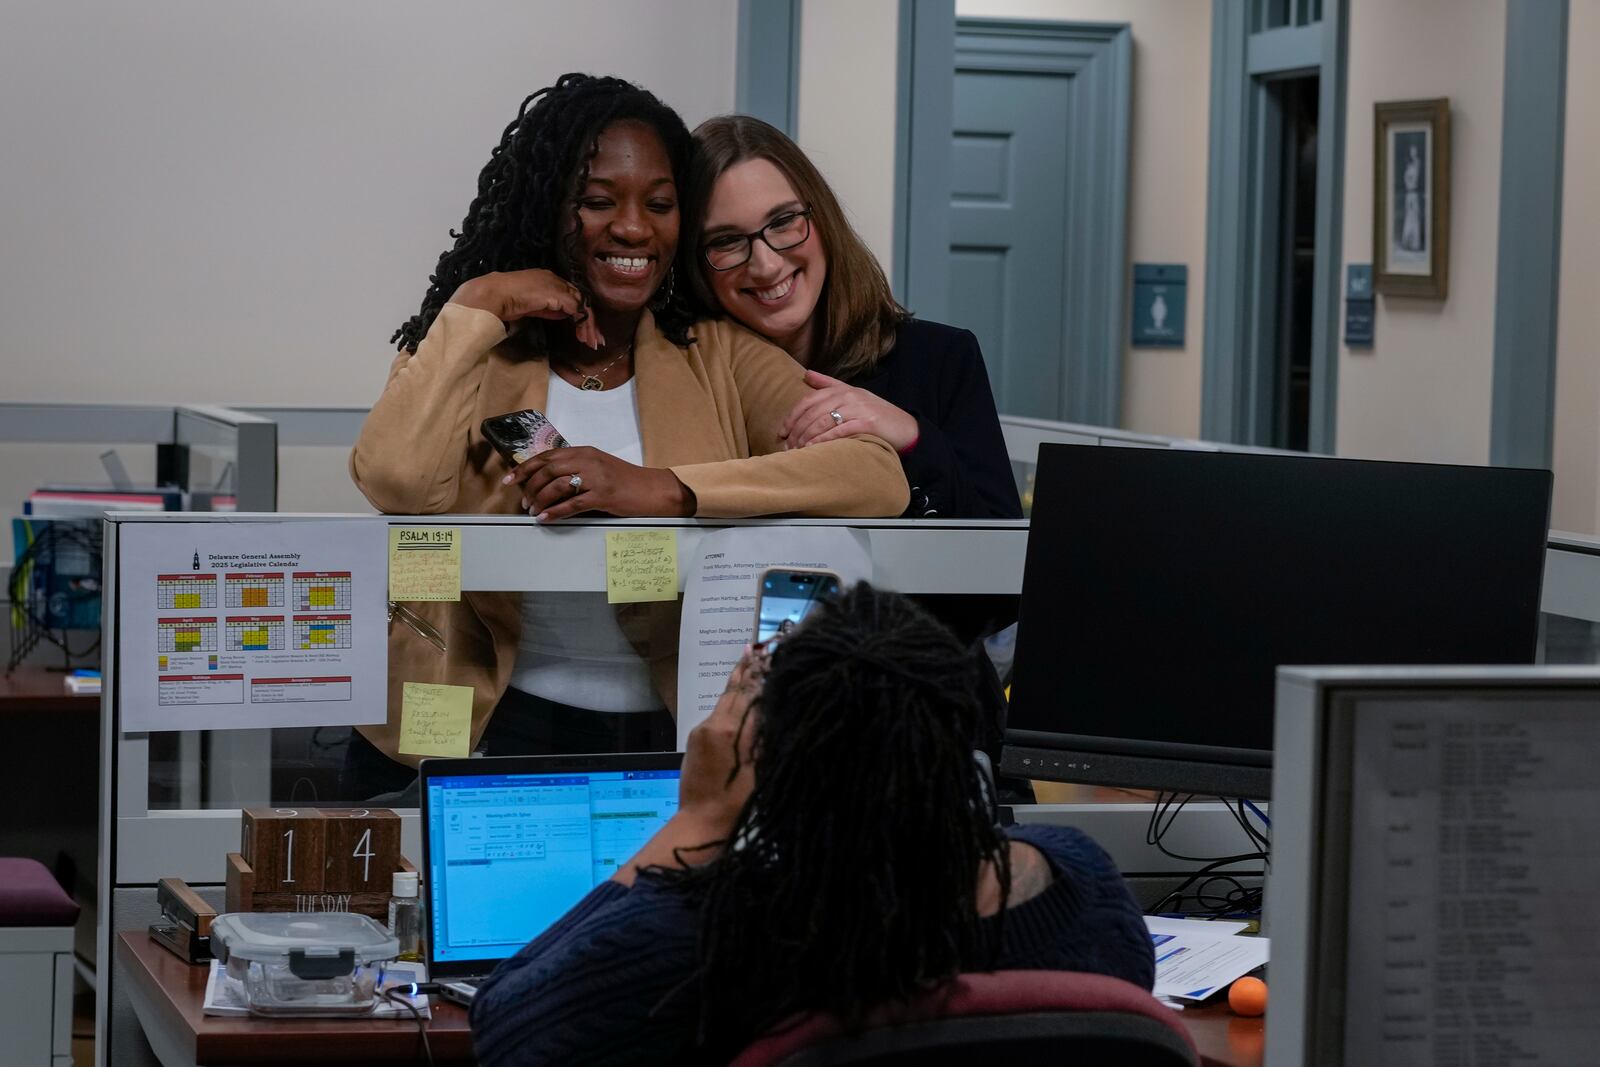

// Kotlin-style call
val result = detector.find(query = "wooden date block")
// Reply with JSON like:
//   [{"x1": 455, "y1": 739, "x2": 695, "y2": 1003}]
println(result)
[
  {"x1": 320, "y1": 808, "x2": 401, "y2": 893},
  {"x1": 227, "y1": 851, "x2": 416, "y2": 922},
  {"x1": 241, "y1": 808, "x2": 326, "y2": 892}
]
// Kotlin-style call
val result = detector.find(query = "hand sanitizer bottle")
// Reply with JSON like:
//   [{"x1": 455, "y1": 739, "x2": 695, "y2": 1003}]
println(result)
[{"x1": 388, "y1": 871, "x2": 423, "y2": 962}]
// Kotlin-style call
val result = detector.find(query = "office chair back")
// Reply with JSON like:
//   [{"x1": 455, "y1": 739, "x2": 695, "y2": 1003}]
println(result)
[{"x1": 728, "y1": 970, "x2": 1198, "y2": 1067}]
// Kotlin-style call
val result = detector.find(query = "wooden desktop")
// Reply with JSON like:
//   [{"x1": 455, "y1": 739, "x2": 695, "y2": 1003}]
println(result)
[{"x1": 118, "y1": 931, "x2": 1261, "y2": 1067}]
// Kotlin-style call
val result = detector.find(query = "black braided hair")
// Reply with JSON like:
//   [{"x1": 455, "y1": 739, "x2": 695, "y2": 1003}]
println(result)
[
  {"x1": 663, "y1": 582, "x2": 1012, "y2": 1049},
  {"x1": 391, "y1": 73, "x2": 698, "y2": 353}
]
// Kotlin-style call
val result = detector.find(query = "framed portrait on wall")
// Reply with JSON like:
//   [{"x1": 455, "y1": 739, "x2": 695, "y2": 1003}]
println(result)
[{"x1": 1374, "y1": 98, "x2": 1451, "y2": 298}]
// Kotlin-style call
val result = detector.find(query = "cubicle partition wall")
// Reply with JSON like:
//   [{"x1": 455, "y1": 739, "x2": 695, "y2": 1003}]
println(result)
[
  {"x1": 90, "y1": 432, "x2": 1600, "y2": 1063},
  {"x1": 97, "y1": 510, "x2": 1300, "y2": 1064},
  {"x1": 998, "y1": 413, "x2": 1311, "y2": 515},
  {"x1": 0, "y1": 402, "x2": 280, "y2": 518},
  {"x1": 97, "y1": 512, "x2": 1037, "y2": 1065}
]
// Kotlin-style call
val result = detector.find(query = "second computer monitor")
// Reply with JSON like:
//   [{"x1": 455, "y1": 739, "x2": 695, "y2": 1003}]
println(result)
[{"x1": 1001, "y1": 444, "x2": 1551, "y2": 796}]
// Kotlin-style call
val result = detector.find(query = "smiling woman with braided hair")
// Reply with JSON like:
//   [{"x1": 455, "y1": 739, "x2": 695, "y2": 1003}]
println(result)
[
  {"x1": 349, "y1": 75, "x2": 907, "y2": 795},
  {"x1": 469, "y1": 583, "x2": 1153, "y2": 1067}
]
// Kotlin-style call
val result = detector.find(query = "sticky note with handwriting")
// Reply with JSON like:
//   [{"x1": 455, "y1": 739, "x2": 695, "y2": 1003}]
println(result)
[
  {"x1": 398, "y1": 681, "x2": 473, "y2": 758},
  {"x1": 605, "y1": 529, "x2": 678, "y2": 604},
  {"x1": 389, "y1": 527, "x2": 460, "y2": 601}
]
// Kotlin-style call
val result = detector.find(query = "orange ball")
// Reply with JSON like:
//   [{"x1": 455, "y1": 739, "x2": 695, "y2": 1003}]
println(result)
[{"x1": 1228, "y1": 976, "x2": 1267, "y2": 1017}]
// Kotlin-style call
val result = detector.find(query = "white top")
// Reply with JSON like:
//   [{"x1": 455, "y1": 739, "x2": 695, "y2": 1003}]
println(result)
[
  {"x1": 544, "y1": 372, "x2": 645, "y2": 465},
  {"x1": 510, "y1": 373, "x2": 664, "y2": 712}
]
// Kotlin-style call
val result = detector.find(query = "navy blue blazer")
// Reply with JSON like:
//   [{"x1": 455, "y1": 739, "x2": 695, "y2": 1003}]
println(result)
[{"x1": 850, "y1": 318, "x2": 1022, "y2": 519}]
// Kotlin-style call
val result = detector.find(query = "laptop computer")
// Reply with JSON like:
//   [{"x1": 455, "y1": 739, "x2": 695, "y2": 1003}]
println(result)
[{"x1": 419, "y1": 750, "x2": 684, "y2": 1007}]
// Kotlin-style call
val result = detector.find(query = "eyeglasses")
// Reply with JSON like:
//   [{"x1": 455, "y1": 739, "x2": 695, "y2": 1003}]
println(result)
[{"x1": 702, "y1": 209, "x2": 812, "y2": 271}]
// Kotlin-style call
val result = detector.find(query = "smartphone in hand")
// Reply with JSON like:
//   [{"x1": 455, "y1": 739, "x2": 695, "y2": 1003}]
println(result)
[
  {"x1": 481, "y1": 409, "x2": 569, "y2": 466},
  {"x1": 754, "y1": 568, "x2": 842, "y2": 649}
]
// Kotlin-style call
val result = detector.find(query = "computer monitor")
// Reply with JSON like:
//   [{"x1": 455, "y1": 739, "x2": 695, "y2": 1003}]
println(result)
[
  {"x1": 1266, "y1": 666, "x2": 1600, "y2": 1067},
  {"x1": 420, "y1": 752, "x2": 682, "y2": 978},
  {"x1": 1000, "y1": 445, "x2": 1551, "y2": 797}
]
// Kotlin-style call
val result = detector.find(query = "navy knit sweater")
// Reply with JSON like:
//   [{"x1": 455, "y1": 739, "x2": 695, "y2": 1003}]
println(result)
[{"x1": 469, "y1": 823, "x2": 1154, "y2": 1067}]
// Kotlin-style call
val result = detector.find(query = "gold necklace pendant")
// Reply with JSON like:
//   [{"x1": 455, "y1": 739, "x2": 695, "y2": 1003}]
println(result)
[{"x1": 569, "y1": 343, "x2": 630, "y2": 392}]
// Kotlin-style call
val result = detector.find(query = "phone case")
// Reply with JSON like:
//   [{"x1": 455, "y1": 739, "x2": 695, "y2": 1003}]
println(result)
[
  {"x1": 481, "y1": 409, "x2": 569, "y2": 465},
  {"x1": 754, "y1": 568, "x2": 843, "y2": 644}
]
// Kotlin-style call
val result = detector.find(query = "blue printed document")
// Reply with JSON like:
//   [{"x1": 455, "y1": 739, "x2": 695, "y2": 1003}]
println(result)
[{"x1": 1144, "y1": 916, "x2": 1269, "y2": 1002}]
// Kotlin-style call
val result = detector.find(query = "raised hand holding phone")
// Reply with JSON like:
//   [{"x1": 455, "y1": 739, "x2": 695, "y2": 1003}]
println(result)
[{"x1": 613, "y1": 648, "x2": 764, "y2": 885}]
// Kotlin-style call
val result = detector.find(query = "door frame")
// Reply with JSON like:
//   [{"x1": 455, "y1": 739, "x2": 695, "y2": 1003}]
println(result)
[
  {"x1": 897, "y1": 15, "x2": 1132, "y2": 426},
  {"x1": 1490, "y1": 0, "x2": 1569, "y2": 468},
  {"x1": 735, "y1": 0, "x2": 802, "y2": 135},
  {"x1": 1202, "y1": 0, "x2": 1348, "y2": 452}
]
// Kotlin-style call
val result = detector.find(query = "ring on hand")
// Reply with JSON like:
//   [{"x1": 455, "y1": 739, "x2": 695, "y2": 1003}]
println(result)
[
  {"x1": 567, "y1": 474, "x2": 583, "y2": 492},
  {"x1": 829, "y1": 410, "x2": 844, "y2": 427}
]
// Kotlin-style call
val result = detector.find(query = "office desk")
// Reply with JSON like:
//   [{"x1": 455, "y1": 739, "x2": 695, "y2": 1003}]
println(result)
[
  {"x1": 1179, "y1": 1002, "x2": 1264, "y2": 1067},
  {"x1": 119, "y1": 932, "x2": 1261, "y2": 1067},
  {"x1": 118, "y1": 933, "x2": 474, "y2": 1065},
  {"x1": 0, "y1": 665, "x2": 98, "y2": 713}
]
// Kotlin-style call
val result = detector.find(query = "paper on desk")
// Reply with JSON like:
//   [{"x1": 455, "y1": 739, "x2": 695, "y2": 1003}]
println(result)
[
  {"x1": 1145, "y1": 916, "x2": 1250, "y2": 938},
  {"x1": 675, "y1": 527, "x2": 871, "y2": 748},
  {"x1": 202, "y1": 958, "x2": 431, "y2": 1017},
  {"x1": 1144, "y1": 916, "x2": 1269, "y2": 1001}
]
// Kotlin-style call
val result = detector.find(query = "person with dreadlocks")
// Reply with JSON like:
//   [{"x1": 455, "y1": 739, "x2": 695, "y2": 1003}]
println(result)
[
  {"x1": 469, "y1": 583, "x2": 1153, "y2": 1066},
  {"x1": 347, "y1": 75, "x2": 908, "y2": 798}
]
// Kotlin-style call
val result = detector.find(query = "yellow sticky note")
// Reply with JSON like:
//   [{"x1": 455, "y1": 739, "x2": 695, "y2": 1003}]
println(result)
[
  {"x1": 398, "y1": 681, "x2": 473, "y2": 758},
  {"x1": 389, "y1": 527, "x2": 461, "y2": 601},
  {"x1": 605, "y1": 529, "x2": 678, "y2": 604}
]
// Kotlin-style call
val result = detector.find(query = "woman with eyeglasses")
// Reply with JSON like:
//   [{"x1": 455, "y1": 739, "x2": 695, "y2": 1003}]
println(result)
[{"x1": 682, "y1": 116, "x2": 1021, "y2": 520}]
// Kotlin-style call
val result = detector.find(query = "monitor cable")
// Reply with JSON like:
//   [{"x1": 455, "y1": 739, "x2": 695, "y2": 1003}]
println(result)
[
  {"x1": 1145, "y1": 792, "x2": 1267, "y2": 918},
  {"x1": 1146, "y1": 852, "x2": 1266, "y2": 917}
]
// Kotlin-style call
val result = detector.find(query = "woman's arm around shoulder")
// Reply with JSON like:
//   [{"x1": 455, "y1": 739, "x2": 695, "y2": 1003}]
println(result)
[
  {"x1": 893, "y1": 319, "x2": 1022, "y2": 519},
  {"x1": 669, "y1": 319, "x2": 909, "y2": 518},
  {"x1": 350, "y1": 302, "x2": 509, "y2": 514}
]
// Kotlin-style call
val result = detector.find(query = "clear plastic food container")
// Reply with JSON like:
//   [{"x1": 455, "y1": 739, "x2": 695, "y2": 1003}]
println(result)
[{"x1": 210, "y1": 912, "x2": 400, "y2": 1016}]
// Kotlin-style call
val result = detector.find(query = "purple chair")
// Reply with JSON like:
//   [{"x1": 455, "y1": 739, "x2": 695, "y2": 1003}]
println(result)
[
  {"x1": 729, "y1": 971, "x2": 1198, "y2": 1067},
  {"x1": 0, "y1": 857, "x2": 81, "y2": 1066}
]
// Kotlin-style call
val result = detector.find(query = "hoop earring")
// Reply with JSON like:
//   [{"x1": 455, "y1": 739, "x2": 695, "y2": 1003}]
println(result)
[{"x1": 652, "y1": 266, "x2": 677, "y2": 311}]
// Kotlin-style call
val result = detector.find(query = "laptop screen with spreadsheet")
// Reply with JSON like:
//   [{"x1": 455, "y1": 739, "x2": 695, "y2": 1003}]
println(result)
[{"x1": 421, "y1": 753, "x2": 682, "y2": 974}]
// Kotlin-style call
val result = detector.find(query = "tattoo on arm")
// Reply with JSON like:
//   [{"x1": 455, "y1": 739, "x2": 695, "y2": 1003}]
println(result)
[{"x1": 1007, "y1": 843, "x2": 1056, "y2": 906}]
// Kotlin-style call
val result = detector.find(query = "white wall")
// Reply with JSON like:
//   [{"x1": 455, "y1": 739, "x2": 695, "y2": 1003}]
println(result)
[
  {"x1": 0, "y1": 0, "x2": 737, "y2": 529},
  {"x1": 796, "y1": 0, "x2": 902, "y2": 275},
  {"x1": 1335, "y1": 0, "x2": 1506, "y2": 465},
  {"x1": 957, "y1": 0, "x2": 1211, "y2": 438},
  {"x1": 1551, "y1": 0, "x2": 1600, "y2": 534}
]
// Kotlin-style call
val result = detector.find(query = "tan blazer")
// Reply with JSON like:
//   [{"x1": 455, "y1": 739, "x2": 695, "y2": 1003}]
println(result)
[{"x1": 351, "y1": 303, "x2": 908, "y2": 765}]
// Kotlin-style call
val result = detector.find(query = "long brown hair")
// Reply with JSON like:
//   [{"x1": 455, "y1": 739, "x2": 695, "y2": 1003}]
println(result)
[{"x1": 685, "y1": 115, "x2": 907, "y2": 380}]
